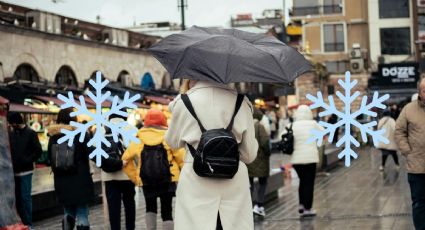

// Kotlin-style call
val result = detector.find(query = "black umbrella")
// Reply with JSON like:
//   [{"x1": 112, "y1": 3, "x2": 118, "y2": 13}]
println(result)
[{"x1": 148, "y1": 26, "x2": 312, "y2": 84}]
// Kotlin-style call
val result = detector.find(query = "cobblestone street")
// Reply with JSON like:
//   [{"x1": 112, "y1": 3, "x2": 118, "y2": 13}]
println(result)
[{"x1": 34, "y1": 147, "x2": 414, "y2": 230}]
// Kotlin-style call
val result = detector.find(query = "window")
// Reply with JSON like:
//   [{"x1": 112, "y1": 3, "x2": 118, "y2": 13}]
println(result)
[
  {"x1": 380, "y1": 28, "x2": 411, "y2": 55},
  {"x1": 323, "y1": 0, "x2": 342, "y2": 14},
  {"x1": 323, "y1": 24, "x2": 345, "y2": 52},
  {"x1": 379, "y1": 0, "x2": 409, "y2": 18},
  {"x1": 13, "y1": 64, "x2": 39, "y2": 82},
  {"x1": 292, "y1": 0, "x2": 320, "y2": 16},
  {"x1": 55, "y1": 65, "x2": 77, "y2": 87},
  {"x1": 325, "y1": 61, "x2": 347, "y2": 73}
]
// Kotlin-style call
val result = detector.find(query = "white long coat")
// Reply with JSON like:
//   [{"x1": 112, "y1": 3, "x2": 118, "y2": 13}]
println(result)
[{"x1": 165, "y1": 81, "x2": 258, "y2": 230}]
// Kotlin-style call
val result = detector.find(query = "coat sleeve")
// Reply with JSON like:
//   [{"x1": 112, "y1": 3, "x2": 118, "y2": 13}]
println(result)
[
  {"x1": 395, "y1": 107, "x2": 411, "y2": 155},
  {"x1": 165, "y1": 98, "x2": 187, "y2": 149},
  {"x1": 122, "y1": 142, "x2": 139, "y2": 161},
  {"x1": 30, "y1": 130, "x2": 43, "y2": 163},
  {"x1": 171, "y1": 148, "x2": 185, "y2": 169},
  {"x1": 239, "y1": 105, "x2": 258, "y2": 164},
  {"x1": 257, "y1": 123, "x2": 271, "y2": 156}
]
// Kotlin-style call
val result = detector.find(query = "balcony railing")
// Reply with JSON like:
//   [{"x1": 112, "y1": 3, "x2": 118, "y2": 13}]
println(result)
[{"x1": 292, "y1": 4, "x2": 342, "y2": 17}]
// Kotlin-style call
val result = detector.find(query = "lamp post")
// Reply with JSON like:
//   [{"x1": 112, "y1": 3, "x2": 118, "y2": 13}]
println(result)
[{"x1": 178, "y1": 0, "x2": 187, "y2": 30}]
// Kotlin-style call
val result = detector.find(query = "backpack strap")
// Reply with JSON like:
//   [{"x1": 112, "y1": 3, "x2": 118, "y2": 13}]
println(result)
[
  {"x1": 181, "y1": 94, "x2": 206, "y2": 133},
  {"x1": 226, "y1": 94, "x2": 245, "y2": 131}
]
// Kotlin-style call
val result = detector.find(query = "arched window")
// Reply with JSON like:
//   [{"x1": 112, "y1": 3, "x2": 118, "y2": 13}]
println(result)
[
  {"x1": 117, "y1": 70, "x2": 130, "y2": 86},
  {"x1": 13, "y1": 63, "x2": 39, "y2": 82},
  {"x1": 55, "y1": 65, "x2": 77, "y2": 87}
]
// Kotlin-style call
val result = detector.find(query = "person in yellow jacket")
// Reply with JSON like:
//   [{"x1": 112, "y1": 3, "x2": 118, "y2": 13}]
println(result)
[{"x1": 122, "y1": 109, "x2": 184, "y2": 230}]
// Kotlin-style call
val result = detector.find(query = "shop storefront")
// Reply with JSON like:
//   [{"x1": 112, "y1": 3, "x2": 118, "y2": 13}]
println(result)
[{"x1": 369, "y1": 62, "x2": 420, "y2": 106}]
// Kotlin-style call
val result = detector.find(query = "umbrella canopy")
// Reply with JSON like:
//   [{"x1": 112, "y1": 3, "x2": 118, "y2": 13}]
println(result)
[{"x1": 148, "y1": 26, "x2": 312, "y2": 84}]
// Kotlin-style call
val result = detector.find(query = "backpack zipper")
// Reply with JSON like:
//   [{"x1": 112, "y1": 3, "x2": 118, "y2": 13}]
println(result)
[{"x1": 207, "y1": 162, "x2": 214, "y2": 173}]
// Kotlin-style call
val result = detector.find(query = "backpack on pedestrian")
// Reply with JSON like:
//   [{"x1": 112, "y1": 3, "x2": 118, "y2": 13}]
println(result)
[
  {"x1": 139, "y1": 143, "x2": 172, "y2": 186},
  {"x1": 100, "y1": 129, "x2": 125, "y2": 173},
  {"x1": 50, "y1": 142, "x2": 77, "y2": 173},
  {"x1": 181, "y1": 94, "x2": 244, "y2": 179},
  {"x1": 280, "y1": 123, "x2": 294, "y2": 155}
]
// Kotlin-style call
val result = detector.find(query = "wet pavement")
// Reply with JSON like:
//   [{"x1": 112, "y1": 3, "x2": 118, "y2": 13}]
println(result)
[{"x1": 34, "y1": 147, "x2": 414, "y2": 230}]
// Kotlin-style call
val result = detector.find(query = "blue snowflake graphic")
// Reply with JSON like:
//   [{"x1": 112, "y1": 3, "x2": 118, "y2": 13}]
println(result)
[
  {"x1": 57, "y1": 71, "x2": 141, "y2": 167},
  {"x1": 306, "y1": 71, "x2": 390, "y2": 167}
]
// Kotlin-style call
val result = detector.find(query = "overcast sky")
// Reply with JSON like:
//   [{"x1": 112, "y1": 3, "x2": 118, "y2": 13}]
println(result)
[{"x1": 4, "y1": 0, "x2": 292, "y2": 28}]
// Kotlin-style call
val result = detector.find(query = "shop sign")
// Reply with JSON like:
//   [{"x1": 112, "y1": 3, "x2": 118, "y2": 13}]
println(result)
[{"x1": 377, "y1": 63, "x2": 419, "y2": 85}]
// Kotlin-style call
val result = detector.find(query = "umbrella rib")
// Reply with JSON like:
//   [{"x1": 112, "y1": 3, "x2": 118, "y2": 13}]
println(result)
[
  {"x1": 252, "y1": 45, "x2": 288, "y2": 82},
  {"x1": 173, "y1": 36, "x2": 222, "y2": 77}
]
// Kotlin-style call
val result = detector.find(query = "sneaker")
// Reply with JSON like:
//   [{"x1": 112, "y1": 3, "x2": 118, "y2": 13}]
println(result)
[
  {"x1": 379, "y1": 166, "x2": 384, "y2": 171},
  {"x1": 298, "y1": 204, "x2": 304, "y2": 214},
  {"x1": 302, "y1": 209, "x2": 317, "y2": 217},
  {"x1": 253, "y1": 205, "x2": 266, "y2": 217}
]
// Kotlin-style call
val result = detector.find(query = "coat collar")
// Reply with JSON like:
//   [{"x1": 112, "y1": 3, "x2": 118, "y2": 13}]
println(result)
[{"x1": 187, "y1": 81, "x2": 235, "y2": 93}]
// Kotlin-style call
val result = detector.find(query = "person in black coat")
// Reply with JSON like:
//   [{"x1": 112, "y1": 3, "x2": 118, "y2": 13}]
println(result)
[
  {"x1": 47, "y1": 108, "x2": 94, "y2": 230},
  {"x1": 8, "y1": 112, "x2": 42, "y2": 229}
]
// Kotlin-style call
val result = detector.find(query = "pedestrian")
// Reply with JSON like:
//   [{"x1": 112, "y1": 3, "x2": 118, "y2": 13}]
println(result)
[
  {"x1": 390, "y1": 104, "x2": 400, "y2": 120},
  {"x1": 47, "y1": 108, "x2": 94, "y2": 230},
  {"x1": 122, "y1": 109, "x2": 184, "y2": 230},
  {"x1": 395, "y1": 77, "x2": 425, "y2": 230},
  {"x1": 247, "y1": 108, "x2": 271, "y2": 217},
  {"x1": 377, "y1": 109, "x2": 399, "y2": 171},
  {"x1": 282, "y1": 105, "x2": 324, "y2": 217},
  {"x1": 165, "y1": 80, "x2": 258, "y2": 230},
  {"x1": 260, "y1": 109, "x2": 271, "y2": 137},
  {"x1": 100, "y1": 112, "x2": 136, "y2": 230},
  {"x1": 7, "y1": 112, "x2": 42, "y2": 229},
  {"x1": 327, "y1": 114, "x2": 339, "y2": 144}
]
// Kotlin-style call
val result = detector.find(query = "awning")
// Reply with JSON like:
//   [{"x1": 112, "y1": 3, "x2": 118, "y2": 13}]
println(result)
[
  {"x1": 9, "y1": 103, "x2": 56, "y2": 114},
  {"x1": 145, "y1": 96, "x2": 171, "y2": 105},
  {"x1": 134, "y1": 102, "x2": 151, "y2": 109},
  {"x1": 77, "y1": 95, "x2": 112, "y2": 108},
  {"x1": 33, "y1": 95, "x2": 67, "y2": 106},
  {"x1": 0, "y1": 96, "x2": 9, "y2": 105}
]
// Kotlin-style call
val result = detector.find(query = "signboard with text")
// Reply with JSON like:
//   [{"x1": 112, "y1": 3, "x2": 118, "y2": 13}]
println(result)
[{"x1": 377, "y1": 63, "x2": 419, "y2": 86}]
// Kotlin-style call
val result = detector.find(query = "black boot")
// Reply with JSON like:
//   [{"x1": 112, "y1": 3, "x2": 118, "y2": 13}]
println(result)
[
  {"x1": 62, "y1": 215, "x2": 75, "y2": 230},
  {"x1": 76, "y1": 226, "x2": 90, "y2": 230}
]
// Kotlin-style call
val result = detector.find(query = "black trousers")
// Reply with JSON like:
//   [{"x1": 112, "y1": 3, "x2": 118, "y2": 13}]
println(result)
[
  {"x1": 408, "y1": 173, "x2": 425, "y2": 230},
  {"x1": 144, "y1": 192, "x2": 174, "y2": 221},
  {"x1": 105, "y1": 180, "x2": 136, "y2": 230},
  {"x1": 381, "y1": 149, "x2": 399, "y2": 166},
  {"x1": 293, "y1": 163, "x2": 317, "y2": 210}
]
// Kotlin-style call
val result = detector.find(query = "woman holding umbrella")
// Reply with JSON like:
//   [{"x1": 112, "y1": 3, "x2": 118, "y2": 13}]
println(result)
[
  {"x1": 149, "y1": 26, "x2": 311, "y2": 230},
  {"x1": 165, "y1": 79, "x2": 258, "y2": 229}
]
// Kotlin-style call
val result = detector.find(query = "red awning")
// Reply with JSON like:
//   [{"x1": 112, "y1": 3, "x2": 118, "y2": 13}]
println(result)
[
  {"x1": 145, "y1": 96, "x2": 171, "y2": 105},
  {"x1": 33, "y1": 95, "x2": 67, "y2": 106},
  {"x1": 9, "y1": 103, "x2": 56, "y2": 114},
  {"x1": 134, "y1": 102, "x2": 151, "y2": 109},
  {"x1": 76, "y1": 95, "x2": 112, "y2": 108},
  {"x1": 0, "y1": 96, "x2": 9, "y2": 105}
]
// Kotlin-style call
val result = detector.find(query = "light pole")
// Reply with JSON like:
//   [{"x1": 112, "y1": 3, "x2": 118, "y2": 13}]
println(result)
[{"x1": 178, "y1": 0, "x2": 187, "y2": 30}]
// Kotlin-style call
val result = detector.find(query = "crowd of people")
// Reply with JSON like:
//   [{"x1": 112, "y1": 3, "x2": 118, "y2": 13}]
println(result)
[{"x1": 5, "y1": 76, "x2": 425, "y2": 230}]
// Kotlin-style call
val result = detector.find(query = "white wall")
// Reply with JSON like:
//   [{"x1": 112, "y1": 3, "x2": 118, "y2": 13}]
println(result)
[{"x1": 368, "y1": 0, "x2": 414, "y2": 64}]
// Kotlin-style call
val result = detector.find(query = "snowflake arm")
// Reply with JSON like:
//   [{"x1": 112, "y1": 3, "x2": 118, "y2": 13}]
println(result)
[
  {"x1": 57, "y1": 70, "x2": 142, "y2": 167},
  {"x1": 306, "y1": 71, "x2": 390, "y2": 167}
]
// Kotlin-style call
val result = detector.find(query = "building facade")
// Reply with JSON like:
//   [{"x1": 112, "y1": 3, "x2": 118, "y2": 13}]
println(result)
[{"x1": 0, "y1": 1, "x2": 171, "y2": 90}]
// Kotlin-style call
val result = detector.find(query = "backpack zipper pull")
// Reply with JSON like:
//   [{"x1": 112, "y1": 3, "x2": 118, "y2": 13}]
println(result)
[{"x1": 207, "y1": 162, "x2": 214, "y2": 173}]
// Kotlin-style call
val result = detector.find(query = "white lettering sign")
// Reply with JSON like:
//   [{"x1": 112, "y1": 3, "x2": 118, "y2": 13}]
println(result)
[{"x1": 381, "y1": 66, "x2": 415, "y2": 79}]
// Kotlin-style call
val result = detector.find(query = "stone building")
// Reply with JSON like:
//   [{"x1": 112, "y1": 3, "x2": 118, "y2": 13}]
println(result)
[{"x1": 0, "y1": 1, "x2": 172, "y2": 90}]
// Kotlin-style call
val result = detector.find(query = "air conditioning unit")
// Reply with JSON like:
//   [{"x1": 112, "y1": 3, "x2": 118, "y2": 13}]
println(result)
[
  {"x1": 350, "y1": 43, "x2": 362, "y2": 59},
  {"x1": 350, "y1": 59, "x2": 364, "y2": 73}
]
